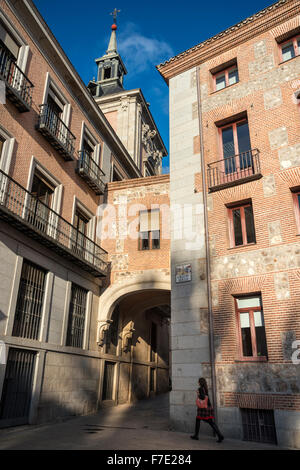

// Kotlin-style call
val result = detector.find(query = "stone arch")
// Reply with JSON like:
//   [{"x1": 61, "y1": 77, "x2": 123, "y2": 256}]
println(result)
[{"x1": 97, "y1": 270, "x2": 170, "y2": 343}]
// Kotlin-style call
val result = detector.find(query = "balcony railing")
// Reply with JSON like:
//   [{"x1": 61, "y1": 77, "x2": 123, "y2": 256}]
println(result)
[
  {"x1": 76, "y1": 150, "x2": 106, "y2": 195},
  {"x1": 36, "y1": 104, "x2": 76, "y2": 161},
  {"x1": 0, "y1": 44, "x2": 34, "y2": 112},
  {"x1": 0, "y1": 169, "x2": 108, "y2": 277},
  {"x1": 207, "y1": 149, "x2": 262, "y2": 192}
]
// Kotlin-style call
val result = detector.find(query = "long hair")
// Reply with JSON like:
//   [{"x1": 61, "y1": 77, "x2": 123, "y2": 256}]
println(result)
[{"x1": 198, "y1": 377, "x2": 208, "y2": 395}]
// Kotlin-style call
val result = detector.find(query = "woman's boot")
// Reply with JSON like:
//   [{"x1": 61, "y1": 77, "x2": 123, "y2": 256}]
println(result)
[
  {"x1": 209, "y1": 420, "x2": 224, "y2": 442},
  {"x1": 190, "y1": 418, "x2": 200, "y2": 440}
]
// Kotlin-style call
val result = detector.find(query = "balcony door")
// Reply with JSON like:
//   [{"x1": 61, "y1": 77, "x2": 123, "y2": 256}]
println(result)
[
  {"x1": 46, "y1": 92, "x2": 64, "y2": 142},
  {"x1": 29, "y1": 172, "x2": 55, "y2": 234},
  {"x1": 73, "y1": 209, "x2": 89, "y2": 256},
  {"x1": 221, "y1": 120, "x2": 252, "y2": 176},
  {"x1": 0, "y1": 22, "x2": 19, "y2": 88}
]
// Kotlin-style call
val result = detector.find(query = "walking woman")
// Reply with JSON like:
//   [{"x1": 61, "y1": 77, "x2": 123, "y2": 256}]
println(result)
[{"x1": 190, "y1": 377, "x2": 224, "y2": 443}]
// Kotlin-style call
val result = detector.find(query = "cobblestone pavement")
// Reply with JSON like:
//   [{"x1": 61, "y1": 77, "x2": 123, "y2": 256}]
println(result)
[{"x1": 0, "y1": 394, "x2": 281, "y2": 450}]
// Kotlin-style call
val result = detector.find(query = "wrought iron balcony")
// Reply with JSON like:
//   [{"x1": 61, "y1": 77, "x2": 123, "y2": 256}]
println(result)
[
  {"x1": 207, "y1": 149, "x2": 262, "y2": 192},
  {"x1": 0, "y1": 169, "x2": 108, "y2": 277},
  {"x1": 0, "y1": 44, "x2": 34, "y2": 112},
  {"x1": 36, "y1": 104, "x2": 76, "y2": 161},
  {"x1": 76, "y1": 150, "x2": 106, "y2": 195}
]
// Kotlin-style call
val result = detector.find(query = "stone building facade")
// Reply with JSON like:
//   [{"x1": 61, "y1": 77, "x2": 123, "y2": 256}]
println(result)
[
  {"x1": 0, "y1": 0, "x2": 169, "y2": 427},
  {"x1": 158, "y1": 0, "x2": 300, "y2": 449}
]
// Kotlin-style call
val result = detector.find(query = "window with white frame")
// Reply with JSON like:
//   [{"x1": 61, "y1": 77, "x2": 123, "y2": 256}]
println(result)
[
  {"x1": 0, "y1": 125, "x2": 15, "y2": 174},
  {"x1": 0, "y1": 12, "x2": 29, "y2": 73},
  {"x1": 27, "y1": 158, "x2": 63, "y2": 237},
  {"x1": 28, "y1": 158, "x2": 63, "y2": 213},
  {"x1": 42, "y1": 73, "x2": 71, "y2": 133},
  {"x1": 79, "y1": 123, "x2": 102, "y2": 174}
]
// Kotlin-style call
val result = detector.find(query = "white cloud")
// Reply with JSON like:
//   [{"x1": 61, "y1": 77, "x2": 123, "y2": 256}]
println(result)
[{"x1": 118, "y1": 23, "x2": 174, "y2": 74}]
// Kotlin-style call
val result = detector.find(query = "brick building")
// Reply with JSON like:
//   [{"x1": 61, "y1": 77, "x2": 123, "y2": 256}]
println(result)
[
  {"x1": 1, "y1": 0, "x2": 300, "y2": 451},
  {"x1": 0, "y1": 0, "x2": 169, "y2": 427},
  {"x1": 158, "y1": 0, "x2": 300, "y2": 449}
]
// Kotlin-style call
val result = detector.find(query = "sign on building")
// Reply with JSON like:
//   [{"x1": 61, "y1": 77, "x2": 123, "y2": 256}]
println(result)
[{"x1": 175, "y1": 264, "x2": 192, "y2": 283}]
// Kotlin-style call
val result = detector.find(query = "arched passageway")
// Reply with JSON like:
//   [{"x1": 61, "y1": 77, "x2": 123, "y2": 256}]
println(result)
[{"x1": 97, "y1": 274, "x2": 171, "y2": 407}]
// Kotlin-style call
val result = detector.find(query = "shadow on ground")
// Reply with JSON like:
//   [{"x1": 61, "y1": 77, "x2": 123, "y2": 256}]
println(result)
[{"x1": 0, "y1": 393, "x2": 281, "y2": 450}]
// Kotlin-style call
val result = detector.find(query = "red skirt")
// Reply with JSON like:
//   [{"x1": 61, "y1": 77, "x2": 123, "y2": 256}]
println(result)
[{"x1": 196, "y1": 406, "x2": 214, "y2": 420}]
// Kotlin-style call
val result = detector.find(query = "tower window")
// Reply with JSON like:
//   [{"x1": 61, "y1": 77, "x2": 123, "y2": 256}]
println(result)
[{"x1": 104, "y1": 67, "x2": 111, "y2": 79}]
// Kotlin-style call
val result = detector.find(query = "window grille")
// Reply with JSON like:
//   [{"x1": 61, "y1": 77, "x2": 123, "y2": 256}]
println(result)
[
  {"x1": 12, "y1": 260, "x2": 47, "y2": 340},
  {"x1": 241, "y1": 408, "x2": 277, "y2": 445},
  {"x1": 66, "y1": 284, "x2": 87, "y2": 348},
  {"x1": 0, "y1": 348, "x2": 36, "y2": 423}
]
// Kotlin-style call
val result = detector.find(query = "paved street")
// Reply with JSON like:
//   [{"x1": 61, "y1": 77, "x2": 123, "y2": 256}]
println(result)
[{"x1": 0, "y1": 393, "x2": 281, "y2": 450}]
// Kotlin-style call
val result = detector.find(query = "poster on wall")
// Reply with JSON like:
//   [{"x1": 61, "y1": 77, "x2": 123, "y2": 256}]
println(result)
[{"x1": 175, "y1": 264, "x2": 192, "y2": 283}]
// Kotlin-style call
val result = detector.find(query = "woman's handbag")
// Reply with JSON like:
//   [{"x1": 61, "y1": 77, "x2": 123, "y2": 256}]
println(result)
[{"x1": 196, "y1": 396, "x2": 208, "y2": 409}]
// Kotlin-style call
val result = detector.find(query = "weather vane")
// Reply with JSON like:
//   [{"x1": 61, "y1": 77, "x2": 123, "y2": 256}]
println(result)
[{"x1": 110, "y1": 8, "x2": 121, "y2": 24}]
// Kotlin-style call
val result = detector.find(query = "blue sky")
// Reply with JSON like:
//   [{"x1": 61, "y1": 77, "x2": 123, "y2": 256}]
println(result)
[{"x1": 34, "y1": 0, "x2": 274, "y2": 173}]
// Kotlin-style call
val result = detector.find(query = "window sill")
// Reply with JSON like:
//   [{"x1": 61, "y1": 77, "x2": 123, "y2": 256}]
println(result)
[
  {"x1": 228, "y1": 242, "x2": 256, "y2": 250},
  {"x1": 138, "y1": 248, "x2": 161, "y2": 252},
  {"x1": 235, "y1": 356, "x2": 268, "y2": 363},
  {"x1": 210, "y1": 81, "x2": 239, "y2": 95},
  {"x1": 279, "y1": 55, "x2": 300, "y2": 66}
]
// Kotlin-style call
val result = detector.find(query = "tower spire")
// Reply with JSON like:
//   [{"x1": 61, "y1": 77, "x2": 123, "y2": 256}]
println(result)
[
  {"x1": 107, "y1": 8, "x2": 120, "y2": 53},
  {"x1": 87, "y1": 7, "x2": 127, "y2": 98}
]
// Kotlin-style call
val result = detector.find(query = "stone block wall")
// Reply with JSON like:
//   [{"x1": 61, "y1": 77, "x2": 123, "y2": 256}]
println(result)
[
  {"x1": 169, "y1": 67, "x2": 211, "y2": 433},
  {"x1": 38, "y1": 352, "x2": 100, "y2": 423}
]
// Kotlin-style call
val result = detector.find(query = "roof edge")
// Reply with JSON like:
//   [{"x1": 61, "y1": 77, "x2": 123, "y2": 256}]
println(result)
[{"x1": 157, "y1": 0, "x2": 295, "y2": 82}]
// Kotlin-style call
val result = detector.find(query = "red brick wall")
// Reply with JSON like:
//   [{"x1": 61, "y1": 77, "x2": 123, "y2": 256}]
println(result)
[
  {"x1": 102, "y1": 174, "x2": 170, "y2": 285},
  {"x1": 0, "y1": 1, "x2": 106, "y2": 223},
  {"x1": 192, "y1": 9, "x2": 300, "y2": 411}
]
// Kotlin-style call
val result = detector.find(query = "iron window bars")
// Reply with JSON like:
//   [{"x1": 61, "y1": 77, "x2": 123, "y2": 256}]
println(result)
[
  {"x1": 0, "y1": 348, "x2": 36, "y2": 425},
  {"x1": 241, "y1": 408, "x2": 277, "y2": 445},
  {"x1": 0, "y1": 169, "x2": 108, "y2": 277},
  {"x1": 36, "y1": 103, "x2": 76, "y2": 161},
  {"x1": 66, "y1": 284, "x2": 88, "y2": 349},
  {"x1": 12, "y1": 260, "x2": 47, "y2": 340},
  {"x1": 0, "y1": 42, "x2": 34, "y2": 112}
]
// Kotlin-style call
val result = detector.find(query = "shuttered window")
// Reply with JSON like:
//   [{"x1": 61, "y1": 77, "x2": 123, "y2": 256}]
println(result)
[
  {"x1": 139, "y1": 209, "x2": 160, "y2": 250},
  {"x1": 0, "y1": 21, "x2": 19, "y2": 60},
  {"x1": 12, "y1": 260, "x2": 47, "y2": 340},
  {"x1": 66, "y1": 284, "x2": 88, "y2": 348}
]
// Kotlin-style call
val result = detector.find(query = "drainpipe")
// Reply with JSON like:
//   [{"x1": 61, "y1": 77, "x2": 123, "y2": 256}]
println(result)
[{"x1": 196, "y1": 66, "x2": 218, "y2": 422}]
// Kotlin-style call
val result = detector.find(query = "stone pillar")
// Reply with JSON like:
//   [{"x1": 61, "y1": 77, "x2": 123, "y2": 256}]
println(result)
[{"x1": 169, "y1": 67, "x2": 210, "y2": 432}]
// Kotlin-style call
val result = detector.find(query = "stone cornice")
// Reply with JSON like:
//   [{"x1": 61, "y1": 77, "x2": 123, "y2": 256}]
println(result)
[
  {"x1": 107, "y1": 173, "x2": 170, "y2": 192},
  {"x1": 157, "y1": 0, "x2": 299, "y2": 83}
]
